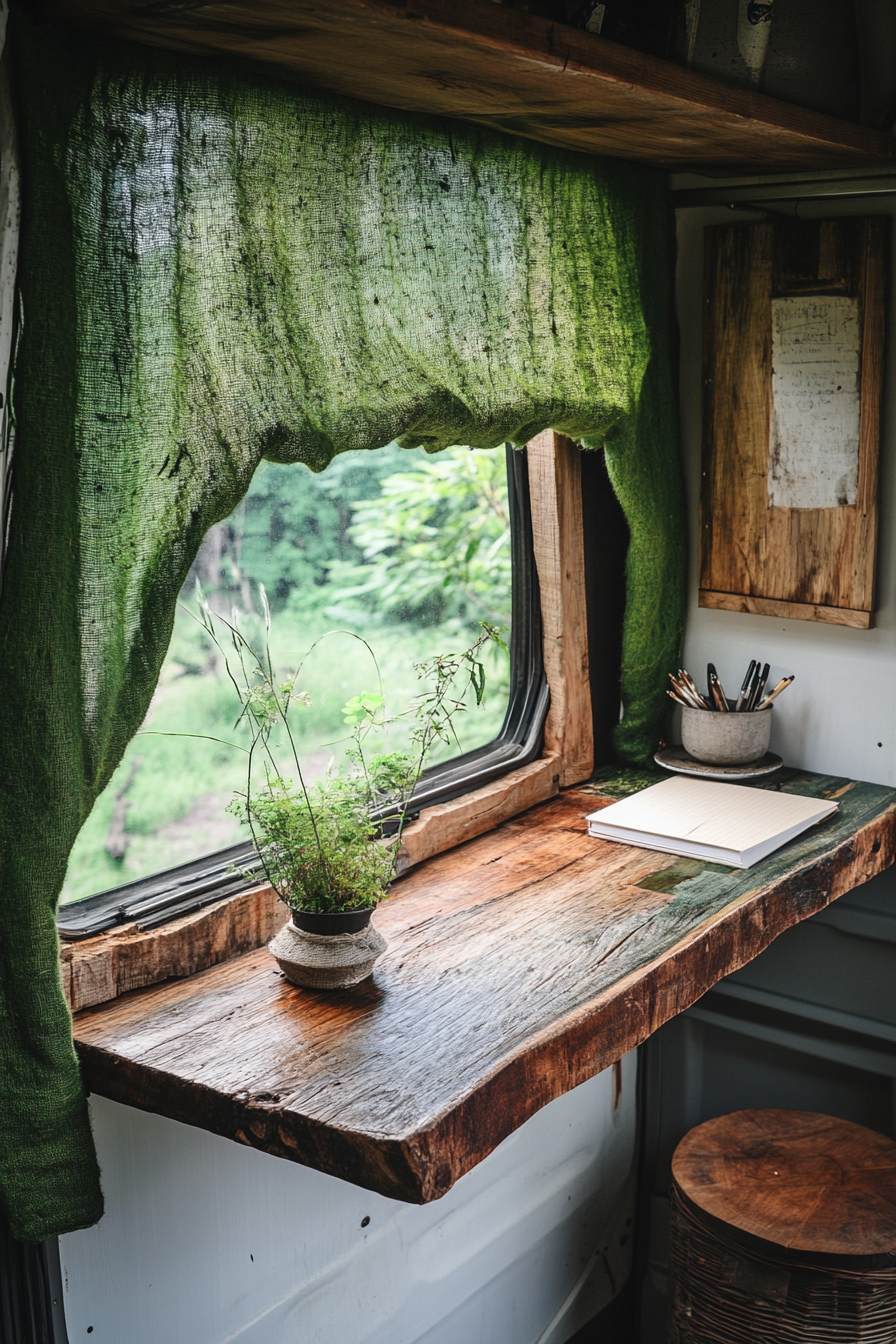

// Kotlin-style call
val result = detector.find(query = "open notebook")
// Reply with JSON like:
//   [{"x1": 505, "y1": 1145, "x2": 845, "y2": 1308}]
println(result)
[{"x1": 586, "y1": 776, "x2": 838, "y2": 869}]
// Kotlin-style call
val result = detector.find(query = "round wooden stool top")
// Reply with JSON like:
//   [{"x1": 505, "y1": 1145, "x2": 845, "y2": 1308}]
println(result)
[{"x1": 672, "y1": 1109, "x2": 896, "y2": 1263}]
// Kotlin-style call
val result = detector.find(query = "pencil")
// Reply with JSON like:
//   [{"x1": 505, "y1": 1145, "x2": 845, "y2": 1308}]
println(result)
[
  {"x1": 679, "y1": 670, "x2": 711, "y2": 710},
  {"x1": 709, "y1": 664, "x2": 730, "y2": 711},
  {"x1": 743, "y1": 661, "x2": 758, "y2": 711},
  {"x1": 749, "y1": 662, "x2": 770, "y2": 712},
  {"x1": 735, "y1": 660, "x2": 756, "y2": 712},
  {"x1": 757, "y1": 675, "x2": 794, "y2": 710},
  {"x1": 668, "y1": 674, "x2": 702, "y2": 709}
]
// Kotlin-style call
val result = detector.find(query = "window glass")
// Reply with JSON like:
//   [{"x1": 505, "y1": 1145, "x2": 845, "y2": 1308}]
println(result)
[{"x1": 61, "y1": 443, "x2": 512, "y2": 904}]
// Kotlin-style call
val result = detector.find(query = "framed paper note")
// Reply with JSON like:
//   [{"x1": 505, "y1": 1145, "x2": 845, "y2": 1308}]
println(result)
[
  {"x1": 768, "y1": 294, "x2": 861, "y2": 510},
  {"x1": 699, "y1": 217, "x2": 887, "y2": 629}
]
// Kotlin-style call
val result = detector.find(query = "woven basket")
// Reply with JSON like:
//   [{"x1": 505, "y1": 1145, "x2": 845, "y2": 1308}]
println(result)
[{"x1": 669, "y1": 1177, "x2": 896, "y2": 1343}]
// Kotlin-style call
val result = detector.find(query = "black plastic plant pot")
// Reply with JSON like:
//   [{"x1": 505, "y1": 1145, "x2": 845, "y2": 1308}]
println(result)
[{"x1": 292, "y1": 907, "x2": 374, "y2": 936}]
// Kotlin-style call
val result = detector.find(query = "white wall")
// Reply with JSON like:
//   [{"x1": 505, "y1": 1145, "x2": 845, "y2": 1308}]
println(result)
[
  {"x1": 59, "y1": 1054, "x2": 636, "y2": 1344},
  {"x1": 676, "y1": 192, "x2": 896, "y2": 787}
]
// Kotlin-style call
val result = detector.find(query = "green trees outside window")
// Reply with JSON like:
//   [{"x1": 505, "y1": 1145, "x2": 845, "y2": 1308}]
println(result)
[{"x1": 61, "y1": 443, "x2": 512, "y2": 904}]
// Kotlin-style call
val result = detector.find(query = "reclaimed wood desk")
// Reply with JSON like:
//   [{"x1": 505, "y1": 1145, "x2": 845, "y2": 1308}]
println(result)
[{"x1": 72, "y1": 767, "x2": 896, "y2": 1203}]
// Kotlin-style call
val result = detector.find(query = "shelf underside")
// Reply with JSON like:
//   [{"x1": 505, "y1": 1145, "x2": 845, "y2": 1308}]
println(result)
[{"x1": 49, "y1": 0, "x2": 896, "y2": 173}]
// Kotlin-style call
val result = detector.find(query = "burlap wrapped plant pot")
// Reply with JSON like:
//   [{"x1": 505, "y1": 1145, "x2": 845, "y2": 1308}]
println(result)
[{"x1": 269, "y1": 920, "x2": 388, "y2": 991}]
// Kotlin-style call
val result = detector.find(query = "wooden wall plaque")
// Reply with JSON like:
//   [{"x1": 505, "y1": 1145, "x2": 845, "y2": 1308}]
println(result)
[{"x1": 699, "y1": 217, "x2": 888, "y2": 629}]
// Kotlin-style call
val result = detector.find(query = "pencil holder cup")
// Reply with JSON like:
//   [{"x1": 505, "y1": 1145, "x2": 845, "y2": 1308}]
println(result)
[{"x1": 680, "y1": 704, "x2": 773, "y2": 766}]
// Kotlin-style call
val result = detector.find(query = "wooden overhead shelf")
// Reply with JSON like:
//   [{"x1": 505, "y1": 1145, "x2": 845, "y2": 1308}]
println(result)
[
  {"x1": 48, "y1": 0, "x2": 896, "y2": 173},
  {"x1": 72, "y1": 766, "x2": 896, "y2": 1204}
]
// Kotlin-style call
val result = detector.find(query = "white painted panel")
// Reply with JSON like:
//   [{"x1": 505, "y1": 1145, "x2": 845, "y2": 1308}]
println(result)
[
  {"x1": 60, "y1": 1055, "x2": 635, "y2": 1344},
  {"x1": 677, "y1": 197, "x2": 896, "y2": 787}
]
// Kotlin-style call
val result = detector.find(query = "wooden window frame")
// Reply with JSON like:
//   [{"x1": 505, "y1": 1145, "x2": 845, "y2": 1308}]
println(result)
[{"x1": 61, "y1": 431, "x2": 594, "y2": 1012}]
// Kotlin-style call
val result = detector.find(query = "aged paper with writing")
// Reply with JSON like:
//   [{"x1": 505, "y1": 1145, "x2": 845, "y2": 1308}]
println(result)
[{"x1": 768, "y1": 295, "x2": 861, "y2": 510}]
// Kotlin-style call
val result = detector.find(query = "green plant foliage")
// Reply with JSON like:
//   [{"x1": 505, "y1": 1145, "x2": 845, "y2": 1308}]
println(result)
[
  {"x1": 331, "y1": 449, "x2": 511, "y2": 627},
  {"x1": 235, "y1": 446, "x2": 412, "y2": 612},
  {"x1": 230, "y1": 767, "x2": 402, "y2": 912},
  {"x1": 199, "y1": 596, "x2": 502, "y2": 915}
]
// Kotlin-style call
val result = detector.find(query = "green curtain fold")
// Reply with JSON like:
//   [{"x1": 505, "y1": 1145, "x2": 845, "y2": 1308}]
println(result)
[{"x1": 0, "y1": 13, "x2": 685, "y2": 1240}]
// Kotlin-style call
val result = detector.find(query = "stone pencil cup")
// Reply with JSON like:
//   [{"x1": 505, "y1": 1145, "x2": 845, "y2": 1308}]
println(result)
[{"x1": 680, "y1": 703, "x2": 772, "y2": 766}]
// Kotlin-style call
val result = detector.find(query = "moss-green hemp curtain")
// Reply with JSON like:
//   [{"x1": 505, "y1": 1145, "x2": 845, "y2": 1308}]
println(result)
[{"x1": 0, "y1": 13, "x2": 685, "y2": 1238}]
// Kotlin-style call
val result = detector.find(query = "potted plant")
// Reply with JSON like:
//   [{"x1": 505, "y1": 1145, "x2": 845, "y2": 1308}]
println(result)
[{"x1": 194, "y1": 587, "x2": 502, "y2": 989}]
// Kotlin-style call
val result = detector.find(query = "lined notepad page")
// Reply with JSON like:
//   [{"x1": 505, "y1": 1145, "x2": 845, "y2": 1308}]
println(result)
[{"x1": 591, "y1": 776, "x2": 834, "y2": 850}]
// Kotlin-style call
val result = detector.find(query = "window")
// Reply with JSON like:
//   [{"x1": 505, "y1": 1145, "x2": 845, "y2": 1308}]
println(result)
[{"x1": 57, "y1": 442, "x2": 546, "y2": 939}]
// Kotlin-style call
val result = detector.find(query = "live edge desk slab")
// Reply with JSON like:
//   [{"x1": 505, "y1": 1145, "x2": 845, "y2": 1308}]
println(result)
[{"x1": 72, "y1": 767, "x2": 896, "y2": 1204}]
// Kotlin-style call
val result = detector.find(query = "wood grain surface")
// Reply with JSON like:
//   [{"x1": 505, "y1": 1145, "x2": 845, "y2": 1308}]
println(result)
[
  {"x1": 673, "y1": 1109, "x2": 896, "y2": 1261},
  {"x1": 61, "y1": 883, "x2": 287, "y2": 1014},
  {"x1": 395, "y1": 755, "x2": 561, "y2": 873},
  {"x1": 46, "y1": 0, "x2": 896, "y2": 172},
  {"x1": 697, "y1": 590, "x2": 873, "y2": 629},
  {"x1": 700, "y1": 218, "x2": 888, "y2": 623},
  {"x1": 73, "y1": 767, "x2": 896, "y2": 1203},
  {"x1": 528, "y1": 432, "x2": 593, "y2": 787}
]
